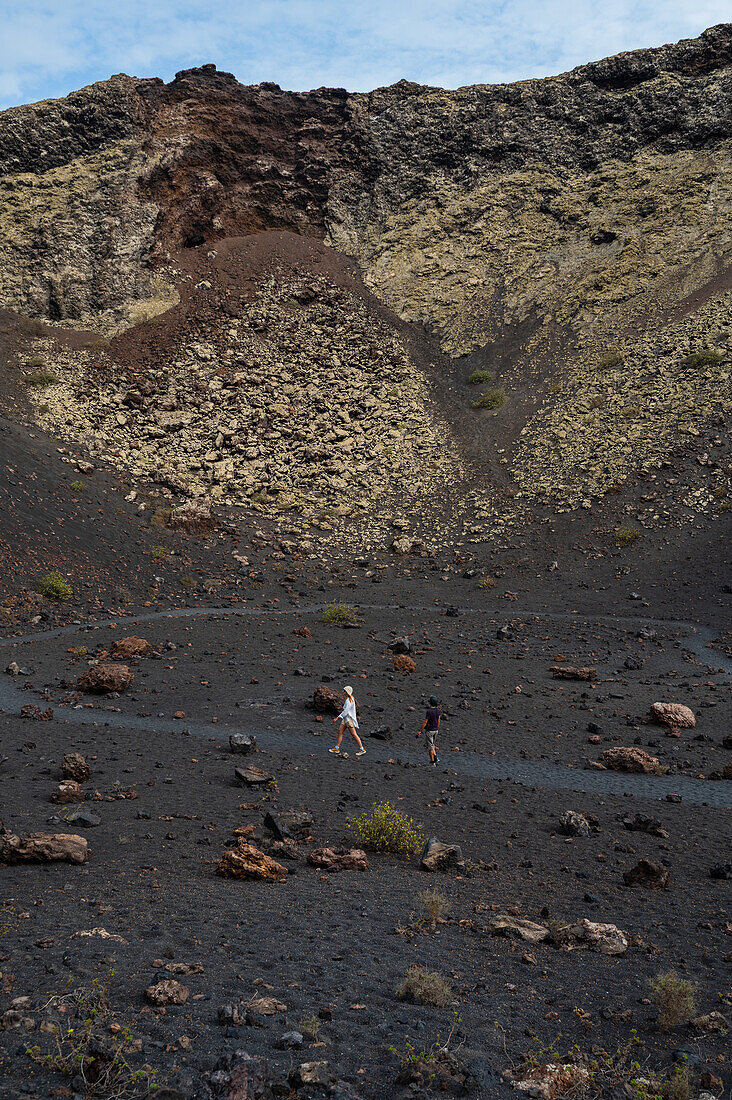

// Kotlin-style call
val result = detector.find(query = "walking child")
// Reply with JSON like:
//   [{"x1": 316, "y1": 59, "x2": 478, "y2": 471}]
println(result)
[
  {"x1": 329, "y1": 685, "x2": 366, "y2": 757},
  {"x1": 417, "y1": 694, "x2": 441, "y2": 765}
]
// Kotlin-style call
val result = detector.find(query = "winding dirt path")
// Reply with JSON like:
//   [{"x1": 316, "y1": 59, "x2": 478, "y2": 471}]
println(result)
[{"x1": 1, "y1": 605, "x2": 730, "y2": 808}]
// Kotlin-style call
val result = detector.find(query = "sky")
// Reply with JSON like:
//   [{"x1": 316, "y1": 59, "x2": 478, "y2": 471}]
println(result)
[{"x1": 0, "y1": 1, "x2": 729, "y2": 110}]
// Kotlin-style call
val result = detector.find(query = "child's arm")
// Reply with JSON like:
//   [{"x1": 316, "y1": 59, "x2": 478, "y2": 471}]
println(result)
[{"x1": 416, "y1": 717, "x2": 427, "y2": 736}]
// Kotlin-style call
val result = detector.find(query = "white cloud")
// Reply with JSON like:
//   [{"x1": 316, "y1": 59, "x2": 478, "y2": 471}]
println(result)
[{"x1": 0, "y1": 0, "x2": 729, "y2": 109}]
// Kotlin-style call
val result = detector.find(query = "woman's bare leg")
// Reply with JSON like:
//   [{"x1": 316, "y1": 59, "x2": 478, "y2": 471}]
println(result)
[
  {"x1": 335, "y1": 722, "x2": 345, "y2": 748},
  {"x1": 350, "y1": 727, "x2": 364, "y2": 751}
]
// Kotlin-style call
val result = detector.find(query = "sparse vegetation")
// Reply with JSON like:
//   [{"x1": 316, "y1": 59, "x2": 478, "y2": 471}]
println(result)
[
  {"x1": 468, "y1": 369, "x2": 492, "y2": 385},
  {"x1": 615, "y1": 525, "x2": 640, "y2": 547},
  {"x1": 151, "y1": 546, "x2": 167, "y2": 560},
  {"x1": 180, "y1": 574, "x2": 196, "y2": 590},
  {"x1": 346, "y1": 801, "x2": 424, "y2": 857},
  {"x1": 26, "y1": 970, "x2": 158, "y2": 1099},
  {"x1": 37, "y1": 571, "x2": 73, "y2": 601},
  {"x1": 149, "y1": 507, "x2": 172, "y2": 530},
  {"x1": 419, "y1": 889, "x2": 450, "y2": 929},
  {"x1": 70, "y1": 480, "x2": 85, "y2": 492},
  {"x1": 477, "y1": 576, "x2": 496, "y2": 589},
  {"x1": 648, "y1": 972, "x2": 695, "y2": 1030},
  {"x1": 596, "y1": 348, "x2": 625, "y2": 370},
  {"x1": 398, "y1": 964, "x2": 452, "y2": 1006},
  {"x1": 320, "y1": 602, "x2": 358, "y2": 625},
  {"x1": 471, "y1": 388, "x2": 506, "y2": 410},
  {"x1": 661, "y1": 1065, "x2": 690, "y2": 1100},
  {"x1": 24, "y1": 369, "x2": 60, "y2": 387},
  {"x1": 684, "y1": 349, "x2": 723, "y2": 369},
  {"x1": 69, "y1": 646, "x2": 88, "y2": 658}
]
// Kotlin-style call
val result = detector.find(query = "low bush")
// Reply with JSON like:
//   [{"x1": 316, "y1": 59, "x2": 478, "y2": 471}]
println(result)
[
  {"x1": 648, "y1": 971, "x2": 695, "y2": 1030},
  {"x1": 346, "y1": 801, "x2": 424, "y2": 857},
  {"x1": 320, "y1": 602, "x2": 358, "y2": 626},
  {"x1": 419, "y1": 889, "x2": 450, "y2": 929},
  {"x1": 37, "y1": 571, "x2": 73, "y2": 601},
  {"x1": 398, "y1": 965, "x2": 452, "y2": 1006},
  {"x1": 477, "y1": 576, "x2": 496, "y2": 589},
  {"x1": 662, "y1": 1065, "x2": 690, "y2": 1100},
  {"x1": 471, "y1": 388, "x2": 507, "y2": 410},
  {"x1": 70, "y1": 480, "x2": 85, "y2": 492},
  {"x1": 596, "y1": 348, "x2": 624, "y2": 370},
  {"x1": 468, "y1": 369, "x2": 492, "y2": 385},
  {"x1": 615, "y1": 526, "x2": 640, "y2": 547},
  {"x1": 24, "y1": 369, "x2": 59, "y2": 387},
  {"x1": 151, "y1": 546, "x2": 167, "y2": 560},
  {"x1": 684, "y1": 349, "x2": 723, "y2": 369}
]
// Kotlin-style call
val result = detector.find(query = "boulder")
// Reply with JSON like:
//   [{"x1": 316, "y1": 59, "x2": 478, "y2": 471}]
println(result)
[
  {"x1": 62, "y1": 752, "x2": 91, "y2": 783},
  {"x1": 312, "y1": 685, "x2": 343, "y2": 714},
  {"x1": 293, "y1": 626, "x2": 311, "y2": 638},
  {"x1": 245, "y1": 996, "x2": 286, "y2": 1016},
  {"x1": 622, "y1": 813, "x2": 668, "y2": 838},
  {"x1": 110, "y1": 636, "x2": 152, "y2": 660},
  {"x1": 484, "y1": 915, "x2": 549, "y2": 943},
  {"x1": 263, "y1": 811, "x2": 313, "y2": 841},
  {"x1": 602, "y1": 747, "x2": 662, "y2": 774},
  {"x1": 77, "y1": 663, "x2": 134, "y2": 694},
  {"x1": 52, "y1": 779, "x2": 86, "y2": 804},
  {"x1": 508, "y1": 1063, "x2": 590, "y2": 1099},
  {"x1": 558, "y1": 811, "x2": 592, "y2": 837},
  {"x1": 420, "y1": 837, "x2": 465, "y2": 873},
  {"x1": 393, "y1": 654, "x2": 417, "y2": 674},
  {"x1": 289, "y1": 1062, "x2": 334, "y2": 1090},
  {"x1": 552, "y1": 918, "x2": 628, "y2": 955},
  {"x1": 623, "y1": 859, "x2": 670, "y2": 889},
  {"x1": 0, "y1": 824, "x2": 88, "y2": 865},
  {"x1": 307, "y1": 847, "x2": 369, "y2": 871},
  {"x1": 229, "y1": 733, "x2": 257, "y2": 755},
  {"x1": 690, "y1": 1011, "x2": 729, "y2": 1033},
  {"x1": 369, "y1": 724, "x2": 393, "y2": 740},
  {"x1": 389, "y1": 637, "x2": 411, "y2": 655},
  {"x1": 208, "y1": 1050, "x2": 271, "y2": 1100},
  {"x1": 47, "y1": 810, "x2": 101, "y2": 828},
  {"x1": 168, "y1": 498, "x2": 214, "y2": 532},
  {"x1": 216, "y1": 841, "x2": 287, "y2": 882},
  {"x1": 234, "y1": 765, "x2": 274, "y2": 787},
  {"x1": 145, "y1": 979, "x2": 189, "y2": 1006},
  {"x1": 550, "y1": 665, "x2": 596, "y2": 681},
  {"x1": 650, "y1": 702, "x2": 696, "y2": 731},
  {"x1": 20, "y1": 704, "x2": 53, "y2": 721}
]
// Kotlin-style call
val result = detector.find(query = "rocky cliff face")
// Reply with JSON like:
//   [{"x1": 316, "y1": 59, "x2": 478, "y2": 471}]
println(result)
[{"x1": 1, "y1": 27, "x2": 730, "y2": 547}]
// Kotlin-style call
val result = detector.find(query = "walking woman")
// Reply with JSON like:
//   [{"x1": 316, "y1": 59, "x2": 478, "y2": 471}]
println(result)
[{"x1": 329, "y1": 686, "x2": 366, "y2": 757}]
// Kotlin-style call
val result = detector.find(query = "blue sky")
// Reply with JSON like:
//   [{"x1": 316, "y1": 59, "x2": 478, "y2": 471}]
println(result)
[{"x1": 0, "y1": 1, "x2": 729, "y2": 110}]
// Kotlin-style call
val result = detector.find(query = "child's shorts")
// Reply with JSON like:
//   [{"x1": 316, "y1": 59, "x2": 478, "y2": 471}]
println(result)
[{"x1": 426, "y1": 728, "x2": 438, "y2": 751}]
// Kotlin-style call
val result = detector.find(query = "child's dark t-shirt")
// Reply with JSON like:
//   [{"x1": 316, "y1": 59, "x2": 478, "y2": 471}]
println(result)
[{"x1": 425, "y1": 706, "x2": 441, "y2": 731}]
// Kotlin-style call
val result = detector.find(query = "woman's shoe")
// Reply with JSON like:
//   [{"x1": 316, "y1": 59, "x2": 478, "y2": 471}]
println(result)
[
  {"x1": 355, "y1": 748, "x2": 366, "y2": 757},
  {"x1": 329, "y1": 747, "x2": 341, "y2": 754}
]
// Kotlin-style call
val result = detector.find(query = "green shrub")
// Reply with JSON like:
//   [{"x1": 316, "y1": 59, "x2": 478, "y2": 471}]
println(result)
[
  {"x1": 24, "y1": 370, "x2": 59, "y2": 387},
  {"x1": 69, "y1": 646, "x2": 87, "y2": 658},
  {"x1": 69, "y1": 480, "x2": 84, "y2": 492},
  {"x1": 477, "y1": 576, "x2": 496, "y2": 589},
  {"x1": 320, "y1": 602, "x2": 358, "y2": 626},
  {"x1": 596, "y1": 348, "x2": 624, "y2": 370},
  {"x1": 346, "y1": 801, "x2": 424, "y2": 857},
  {"x1": 180, "y1": 574, "x2": 196, "y2": 589},
  {"x1": 468, "y1": 369, "x2": 492, "y2": 385},
  {"x1": 37, "y1": 571, "x2": 73, "y2": 601},
  {"x1": 648, "y1": 971, "x2": 695, "y2": 1030},
  {"x1": 151, "y1": 545, "x2": 167, "y2": 560},
  {"x1": 662, "y1": 1065, "x2": 690, "y2": 1100},
  {"x1": 684, "y1": 349, "x2": 723, "y2": 369},
  {"x1": 398, "y1": 964, "x2": 452, "y2": 1006},
  {"x1": 471, "y1": 388, "x2": 507, "y2": 410},
  {"x1": 615, "y1": 525, "x2": 640, "y2": 547}
]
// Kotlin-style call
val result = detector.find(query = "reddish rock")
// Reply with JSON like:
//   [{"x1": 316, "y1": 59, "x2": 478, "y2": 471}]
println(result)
[
  {"x1": 293, "y1": 626, "x2": 311, "y2": 638},
  {"x1": 312, "y1": 685, "x2": 343, "y2": 714},
  {"x1": 551, "y1": 665, "x2": 596, "y2": 681},
  {"x1": 602, "y1": 747, "x2": 662, "y2": 774},
  {"x1": 52, "y1": 780, "x2": 86, "y2": 804},
  {"x1": 307, "y1": 847, "x2": 369, "y2": 871},
  {"x1": 0, "y1": 825, "x2": 88, "y2": 865},
  {"x1": 145, "y1": 979, "x2": 189, "y2": 1006},
  {"x1": 216, "y1": 841, "x2": 287, "y2": 882},
  {"x1": 393, "y1": 654, "x2": 417, "y2": 674},
  {"x1": 650, "y1": 702, "x2": 696, "y2": 730},
  {"x1": 623, "y1": 859, "x2": 670, "y2": 889},
  {"x1": 20, "y1": 704, "x2": 53, "y2": 721},
  {"x1": 110, "y1": 636, "x2": 152, "y2": 659},
  {"x1": 62, "y1": 752, "x2": 91, "y2": 783},
  {"x1": 77, "y1": 663, "x2": 134, "y2": 694}
]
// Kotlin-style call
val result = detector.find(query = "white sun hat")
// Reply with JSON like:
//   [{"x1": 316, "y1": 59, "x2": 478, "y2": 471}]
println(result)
[{"x1": 344, "y1": 685, "x2": 354, "y2": 696}]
